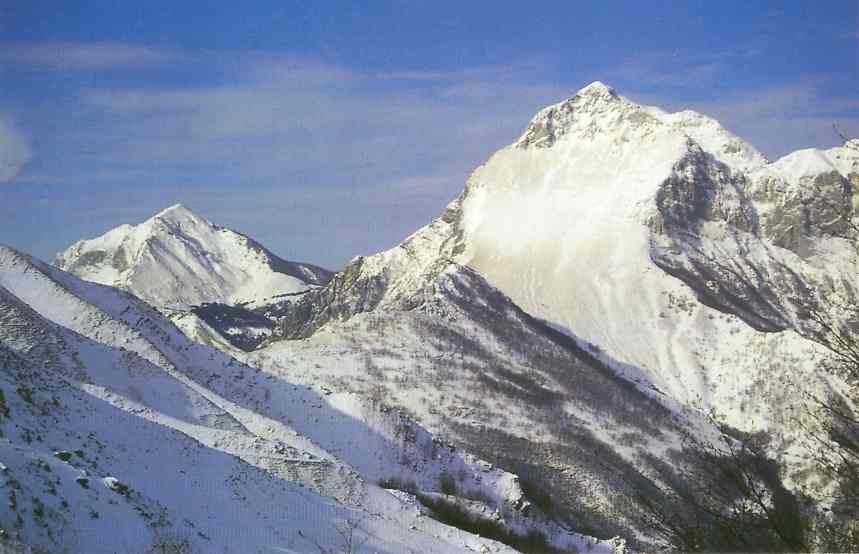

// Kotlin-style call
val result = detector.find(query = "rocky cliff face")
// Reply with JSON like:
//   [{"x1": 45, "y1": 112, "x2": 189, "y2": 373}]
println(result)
[{"x1": 651, "y1": 141, "x2": 858, "y2": 345}]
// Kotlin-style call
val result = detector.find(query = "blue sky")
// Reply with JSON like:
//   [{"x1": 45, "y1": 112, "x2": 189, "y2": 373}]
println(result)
[{"x1": 1, "y1": 1, "x2": 857, "y2": 268}]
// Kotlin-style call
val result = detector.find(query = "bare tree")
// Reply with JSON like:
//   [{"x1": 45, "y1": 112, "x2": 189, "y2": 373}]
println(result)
[
  {"x1": 795, "y1": 128, "x2": 859, "y2": 549},
  {"x1": 306, "y1": 517, "x2": 369, "y2": 554},
  {"x1": 635, "y1": 427, "x2": 807, "y2": 552}
]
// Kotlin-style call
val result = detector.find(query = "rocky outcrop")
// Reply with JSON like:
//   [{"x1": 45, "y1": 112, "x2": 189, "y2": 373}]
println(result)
[
  {"x1": 260, "y1": 196, "x2": 467, "y2": 340},
  {"x1": 751, "y1": 169, "x2": 854, "y2": 256},
  {"x1": 650, "y1": 141, "x2": 758, "y2": 235},
  {"x1": 649, "y1": 141, "x2": 858, "y2": 342}
]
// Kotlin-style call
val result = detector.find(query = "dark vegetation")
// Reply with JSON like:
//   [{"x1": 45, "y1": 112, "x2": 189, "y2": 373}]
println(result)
[
  {"x1": 518, "y1": 476, "x2": 554, "y2": 515},
  {"x1": 377, "y1": 476, "x2": 417, "y2": 494},
  {"x1": 414, "y1": 493, "x2": 560, "y2": 553},
  {"x1": 378, "y1": 475, "x2": 566, "y2": 553},
  {"x1": 633, "y1": 429, "x2": 807, "y2": 552},
  {"x1": 438, "y1": 471, "x2": 458, "y2": 496},
  {"x1": 191, "y1": 303, "x2": 273, "y2": 351}
]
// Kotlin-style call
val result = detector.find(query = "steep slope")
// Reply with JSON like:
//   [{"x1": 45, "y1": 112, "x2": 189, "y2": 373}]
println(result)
[
  {"x1": 1, "y1": 245, "x2": 616, "y2": 553},
  {"x1": 249, "y1": 262, "x2": 730, "y2": 548},
  {"x1": 55, "y1": 204, "x2": 332, "y2": 310}
]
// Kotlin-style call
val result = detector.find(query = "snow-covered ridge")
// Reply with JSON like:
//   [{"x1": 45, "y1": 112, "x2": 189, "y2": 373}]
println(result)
[{"x1": 55, "y1": 204, "x2": 332, "y2": 310}]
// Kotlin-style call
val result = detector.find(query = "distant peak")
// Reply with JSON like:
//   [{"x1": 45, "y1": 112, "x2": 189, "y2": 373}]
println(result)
[
  {"x1": 151, "y1": 203, "x2": 205, "y2": 225},
  {"x1": 577, "y1": 81, "x2": 616, "y2": 97},
  {"x1": 155, "y1": 203, "x2": 192, "y2": 217}
]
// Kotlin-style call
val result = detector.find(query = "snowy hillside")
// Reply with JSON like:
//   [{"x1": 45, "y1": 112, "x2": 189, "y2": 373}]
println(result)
[
  {"x1": 247, "y1": 262, "x2": 734, "y2": 548},
  {"x1": 0, "y1": 245, "x2": 620, "y2": 553},
  {"x1": 55, "y1": 204, "x2": 332, "y2": 310}
]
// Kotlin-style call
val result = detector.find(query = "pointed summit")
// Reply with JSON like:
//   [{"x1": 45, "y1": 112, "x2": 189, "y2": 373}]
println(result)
[
  {"x1": 56, "y1": 205, "x2": 331, "y2": 309},
  {"x1": 515, "y1": 81, "x2": 648, "y2": 149},
  {"x1": 155, "y1": 203, "x2": 191, "y2": 217},
  {"x1": 576, "y1": 80, "x2": 616, "y2": 97},
  {"x1": 151, "y1": 203, "x2": 206, "y2": 226}
]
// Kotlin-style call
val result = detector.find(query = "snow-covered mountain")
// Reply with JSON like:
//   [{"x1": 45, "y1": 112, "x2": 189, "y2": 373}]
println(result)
[
  {"x1": 453, "y1": 82, "x2": 856, "y2": 422},
  {"x1": 56, "y1": 204, "x2": 332, "y2": 310},
  {"x1": 1, "y1": 245, "x2": 622, "y2": 553},
  {"x1": 31, "y1": 81, "x2": 858, "y2": 551},
  {"x1": 255, "y1": 81, "x2": 855, "y2": 425},
  {"x1": 199, "y1": 82, "x2": 854, "y2": 545}
]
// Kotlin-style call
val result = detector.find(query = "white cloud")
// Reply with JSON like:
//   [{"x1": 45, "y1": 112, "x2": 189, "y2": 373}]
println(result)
[
  {"x1": 605, "y1": 47, "x2": 858, "y2": 157},
  {"x1": 74, "y1": 54, "x2": 858, "y2": 187},
  {"x1": 0, "y1": 42, "x2": 185, "y2": 70},
  {"x1": 0, "y1": 117, "x2": 31, "y2": 182},
  {"x1": 72, "y1": 57, "x2": 572, "y2": 189},
  {"x1": 629, "y1": 81, "x2": 859, "y2": 157}
]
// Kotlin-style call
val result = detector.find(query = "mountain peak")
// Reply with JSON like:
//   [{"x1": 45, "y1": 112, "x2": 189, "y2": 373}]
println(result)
[
  {"x1": 152, "y1": 203, "x2": 203, "y2": 224},
  {"x1": 515, "y1": 82, "x2": 643, "y2": 149},
  {"x1": 157, "y1": 202, "x2": 189, "y2": 214},
  {"x1": 56, "y1": 204, "x2": 331, "y2": 309},
  {"x1": 576, "y1": 80, "x2": 616, "y2": 97}
]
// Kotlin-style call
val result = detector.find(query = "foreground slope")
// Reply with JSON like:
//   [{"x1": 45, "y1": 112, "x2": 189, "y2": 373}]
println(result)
[{"x1": 1, "y1": 245, "x2": 616, "y2": 553}]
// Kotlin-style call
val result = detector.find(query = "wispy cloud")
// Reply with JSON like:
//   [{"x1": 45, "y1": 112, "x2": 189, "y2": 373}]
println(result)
[
  {"x1": 0, "y1": 42, "x2": 186, "y2": 70},
  {"x1": 9, "y1": 43, "x2": 858, "y2": 265},
  {"x1": 606, "y1": 46, "x2": 766, "y2": 91},
  {"x1": 375, "y1": 65, "x2": 520, "y2": 83},
  {"x1": 611, "y1": 51, "x2": 727, "y2": 88},
  {"x1": 71, "y1": 56, "x2": 571, "y2": 185},
  {"x1": 0, "y1": 116, "x2": 30, "y2": 182},
  {"x1": 630, "y1": 80, "x2": 859, "y2": 157},
  {"x1": 19, "y1": 54, "x2": 572, "y2": 264}
]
